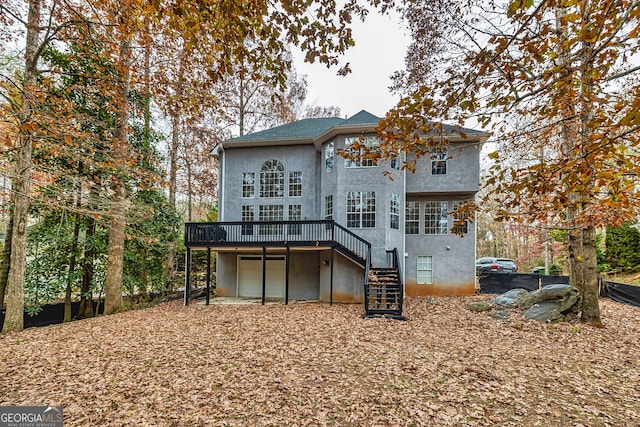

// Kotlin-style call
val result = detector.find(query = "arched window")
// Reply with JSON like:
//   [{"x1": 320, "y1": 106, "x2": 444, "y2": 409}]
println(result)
[{"x1": 260, "y1": 159, "x2": 285, "y2": 197}]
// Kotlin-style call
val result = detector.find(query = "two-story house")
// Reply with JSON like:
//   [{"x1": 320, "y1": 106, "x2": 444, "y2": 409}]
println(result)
[{"x1": 184, "y1": 110, "x2": 488, "y2": 315}]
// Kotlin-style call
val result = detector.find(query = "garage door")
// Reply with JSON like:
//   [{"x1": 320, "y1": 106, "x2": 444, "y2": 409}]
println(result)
[{"x1": 237, "y1": 256, "x2": 285, "y2": 298}]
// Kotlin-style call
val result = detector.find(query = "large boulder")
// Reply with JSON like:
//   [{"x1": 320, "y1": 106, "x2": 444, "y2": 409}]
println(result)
[
  {"x1": 519, "y1": 284, "x2": 581, "y2": 322},
  {"x1": 491, "y1": 284, "x2": 582, "y2": 323},
  {"x1": 494, "y1": 288, "x2": 529, "y2": 308},
  {"x1": 516, "y1": 284, "x2": 580, "y2": 309}
]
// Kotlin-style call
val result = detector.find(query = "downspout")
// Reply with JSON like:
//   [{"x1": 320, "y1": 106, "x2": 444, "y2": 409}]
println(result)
[
  {"x1": 219, "y1": 144, "x2": 226, "y2": 220},
  {"x1": 402, "y1": 152, "x2": 407, "y2": 294}
]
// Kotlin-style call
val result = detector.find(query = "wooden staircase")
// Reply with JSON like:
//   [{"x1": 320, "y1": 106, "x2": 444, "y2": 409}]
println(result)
[{"x1": 363, "y1": 266, "x2": 405, "y2": 320}]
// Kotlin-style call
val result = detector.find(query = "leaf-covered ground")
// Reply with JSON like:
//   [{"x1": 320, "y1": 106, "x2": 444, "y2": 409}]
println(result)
[{"x1": 1, "y1": 296, "x2": 639, "y2": 426}]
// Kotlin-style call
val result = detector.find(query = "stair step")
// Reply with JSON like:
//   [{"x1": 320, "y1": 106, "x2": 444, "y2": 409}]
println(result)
[{"x1": 365, "y1": 262, "x2": 403, "y2": 317}]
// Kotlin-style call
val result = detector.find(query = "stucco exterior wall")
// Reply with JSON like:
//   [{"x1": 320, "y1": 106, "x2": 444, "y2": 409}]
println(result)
[
  {"x1": 289, "y1": 251, "x2": 321, "y2": 300},
  {"x1": 325, "y1": 134, "x2": 405, "y2": 266},
  {"x1": 221, "y1": 144, "x2": 321, "y2": 221},
  {"x1": 319, "y1": 249, "x2": 365, "y2": 303},
  {"x1": 215, "y1": 250, "x2": 321, "y2": 300},
  {"x1": 403, "y1": 195, "x2": 477, "y2": 296},
  {"x1": 405, "y1": 143, "x2": 481, "y2": 194},
  {"x1": 215, "y1": 252, "x2": 238, "y2": 297}
]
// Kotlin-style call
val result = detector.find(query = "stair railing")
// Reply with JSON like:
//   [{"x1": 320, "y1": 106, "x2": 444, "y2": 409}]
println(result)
[
  {"x1": 390, "y1": 247, "x2": 404, "y2": 315},
  {"x1": 363, "y1": 249, "x2": 372, "y2": 314}
]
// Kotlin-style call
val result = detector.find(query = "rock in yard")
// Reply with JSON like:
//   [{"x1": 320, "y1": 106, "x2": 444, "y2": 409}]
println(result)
[
  {"x1": 468, "y1": 301, "x2": 493, "y2": 312},
  {"x1": 524, "y1": 301, "x2": 564, "y2": 322},
  {"x1": 490, "y1": 310, "x2": 510, "y2": 320},
  {"x1": 494, "y1": 288, "x2": 529, "y2": 308},
  {"x1": 516, "y1": 284, "x2": 580, "y2": 309}
]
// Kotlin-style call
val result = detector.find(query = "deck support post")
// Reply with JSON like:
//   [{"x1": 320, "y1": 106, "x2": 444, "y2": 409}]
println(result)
[
  {"x1": 285, "y1": 246, "x2": 290, "y2": 305},
  {"x1": 261, "y1": 246, "x2": 266, "y2": 305},
  {"x1": 206, "y1": 247, "x2": 211, "y2": 306},
  {"x1": 330, "y1": 246, "x2": 335, "y2": 305},
  {"x1": 184, "y1": 248, "x2": 191, "y2": 306}
]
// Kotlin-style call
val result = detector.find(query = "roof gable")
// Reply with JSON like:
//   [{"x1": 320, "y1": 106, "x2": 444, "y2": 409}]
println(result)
[{"x1": 337, "y1": 110, "x2": 382, "y2": 126}]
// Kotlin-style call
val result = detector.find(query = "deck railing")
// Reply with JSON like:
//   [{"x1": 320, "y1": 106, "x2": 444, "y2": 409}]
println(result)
[{"x1": 184, "y1": 220, "x2": 371, "y2": 265}]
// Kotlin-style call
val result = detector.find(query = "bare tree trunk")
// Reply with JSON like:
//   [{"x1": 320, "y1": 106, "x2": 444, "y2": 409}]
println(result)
[
  {"x1": 581, "y1": 226, "x2": 601, "y2": 325},
  {"x1": 0, "y1": 208, "x2": 13, "y2": 308},
  {"x1": 143, "y1": 21, "x2": 151, "y2": 135},
  {"x1": 238, "y1": 76, "x2": 245, "y2": 136},
  {"x1": 576, "y1": 1, "x2": 601, "y2": 325},
  {"x1": 64, "y1": 182, "x2": 82, "y2": 322},
  {"x1": 166, "y1": 114, "x2": 179, "y2": 294},
  {"x1": 140, "y1": 248, "x2": 149, "y2": 301},
  {"x1": 554, "y1": 3, "x2": 601, "y2": 323},
  {"x1": 77, "y1": 213, "x2": 96, "y2": 319},
  {"x1": 104, "y1": 179, "x2": 126, "y2": 315},
  {"x1": 104, "y1": 38, "x2": 131, "y2": 316},
  {"x1": 186, "y1": 155, "x2": 193, "y2": 222},
  {"x1": 3, "y1": 0, "x2": 40, "y2": 333},
  {"x1": 567, "y1": 225, "x2": 584, "y2": 294}
]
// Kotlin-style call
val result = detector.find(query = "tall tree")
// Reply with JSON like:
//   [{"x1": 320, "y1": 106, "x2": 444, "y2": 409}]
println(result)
[
  {"x1": 2, "y1": 0, "x2": 389, "y2": 329},
  {"x1": 1, "y1": 0, "x2": 41, "y2": 333},
  {"x1": 381, "y1": 0, "x2": 640, "y2": 325}
]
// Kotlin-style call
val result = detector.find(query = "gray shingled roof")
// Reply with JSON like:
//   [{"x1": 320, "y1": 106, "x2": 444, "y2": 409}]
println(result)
[
  {"x1": 224, "y1": 110, "x2": 487, "y2": 144},
  {"x1": 336, "y1": 110, "x2": 382, "y2": 126},
  {"x1": 227, "y1": 117, "x2": 344, "y2": 142}
]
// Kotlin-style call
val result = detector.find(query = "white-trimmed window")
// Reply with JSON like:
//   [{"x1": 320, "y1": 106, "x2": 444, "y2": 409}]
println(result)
[
  {"x1": 325, "y1": 141, "x2": 334, "y2": 173},
  {"x1": 452, "y1": 201, "x2": 469, "y2": 235},
  {"x1": 288, "y1": 204, "x2": 302, "y2": 235},
  {"x1": 288, "y1": 171, "x2": 302, "y2": 197},
  {"x1": 260, "y1": 159, "x2": 285, "y2": 197},
  {"x1": 344, "y1": 136, "x2": 379, "y2": 168},
  {"x1": 390, "y1": 193, "x2": 400, "y2": 230},
  {"x1": 242, "y1": 173, "x2": 255, "y2": 198},
  {"x1": 347, "y1": 191, "x2": 376, "y2": 228},
  {"x1": 405, "y1": 201, "x2": 419, "y2": 235},
  {"x1": 417, "y1": 256, "x2": 433, "y2": 284},
  {"x1": 431, "y1": 150, "x2": 448, "y2": 175},
  {"x1": 241, "y1": 205, "x2": 254, "y2": 235},
  {"x1": 324, "y1": 195, "x2": 333, "y2": 221},
  {"x1": 391, "y1": 156, "x2": 401, "y2": 170},
  {"x1": 425, "y1": 201, "x2": 448, "y2": 235},
  {"x1": 258, "y1": 204, "x2": 284, "y2": 235}
]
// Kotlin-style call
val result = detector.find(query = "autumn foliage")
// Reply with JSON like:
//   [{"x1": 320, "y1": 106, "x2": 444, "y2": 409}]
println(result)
[{"x1": 379, "y1": 0, "x2": 640, "y2": 325}]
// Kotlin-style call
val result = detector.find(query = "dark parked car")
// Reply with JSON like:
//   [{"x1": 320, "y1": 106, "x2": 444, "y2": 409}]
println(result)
[
  {"x1": 530, "y1": 266, "x2": 545, "y2": 275},
  {"x1": 475, "y1": 257, "x2": 518, "y2": 274}
]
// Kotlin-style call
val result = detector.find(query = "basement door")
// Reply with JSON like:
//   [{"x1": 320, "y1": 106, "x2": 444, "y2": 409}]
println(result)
[{"x1": 237, "y1": 256, "x2": 285, "y2": 298}]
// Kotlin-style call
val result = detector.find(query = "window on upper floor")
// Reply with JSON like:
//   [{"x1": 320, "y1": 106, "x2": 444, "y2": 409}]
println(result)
[
  {"x1": 347, "y1": 191, "x2": 376, "y2": 228},
  {"x1": 260, "y1": 159, "x2": 285, "y2": 197},
  {"x1": 344, "y1": 136, "x2": 379, "y2": 168},
  {"x1": 431, "y1": 150, "x2": 448, "y2": 175},
  {"x1": 390, "y1": 193, "x2": 400, "y2": 230},
  {"x1": 424, "y1": 201, "x2": 448, "y2": 235},
  {"x1": 241, "y1": 205, "x2": 254, "y2": 235},
  {"x1": 325, "y1": 141, "x2": 334, "y2": 173},
  {"x1": 452, "y1": 201, "x2": 469, "y2": 235},
  {"x1": 405, "y1": 201, "x2": 420, "y2": 235},
  {"x1": 242, "y1": 173, "x2": 255, "y2": 198},
  {"x1": 288, "y1": 171, "x2": 302, "y2": 197},
  {"x1": 417, "y1": 256, "x2": 433, "y2": 285},
  {"x1": 288, "y1": 204, "x2": 302, "y2": 235},
  {"x1": 324, "y1": 195, "x2": 333, "y2": 221},
  {"x1": 391, "y1": 156, "x2": 401, "y2": 170},
  {"x1": 258, "y1": 204, "x2": 284, "y2": 235}
]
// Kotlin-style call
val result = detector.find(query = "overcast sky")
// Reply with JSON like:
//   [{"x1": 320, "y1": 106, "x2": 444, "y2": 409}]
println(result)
[{"x1": 292, "y1": 10, "x2": 411, "y2": 119}]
